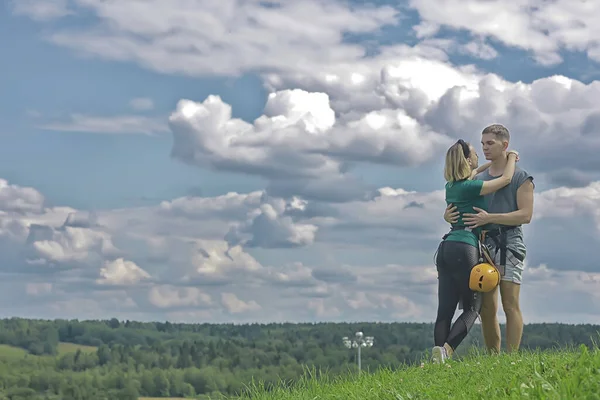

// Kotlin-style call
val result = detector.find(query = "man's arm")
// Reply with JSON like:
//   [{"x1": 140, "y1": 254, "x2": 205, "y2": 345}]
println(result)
[
  {"x1": 463, "y1": 179, "x2": 534, "y2": 228},
  {"x1": 488, "y1": 179, "x2": 534, "y2": 225}
]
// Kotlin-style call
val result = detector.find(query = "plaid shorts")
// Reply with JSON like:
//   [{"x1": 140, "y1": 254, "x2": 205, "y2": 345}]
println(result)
[{"x1": 484, "y1": 239, "x2": 525, "y2": 285}]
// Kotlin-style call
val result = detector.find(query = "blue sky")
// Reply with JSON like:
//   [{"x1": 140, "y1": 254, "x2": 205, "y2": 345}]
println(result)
[
  {"x1": 1, "y1": 0, "x2": 600, "y2": 325},
  {"x1": 0, "y1": 6, "x2": 271, "y2": 209}
]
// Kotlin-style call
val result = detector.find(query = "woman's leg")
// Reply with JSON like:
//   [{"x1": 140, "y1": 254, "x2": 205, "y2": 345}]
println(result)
[
  {"x1": 434, "y1": 242, "x2": 460, "y2": 347},
  {"x1": 443, "y1": 242, "x2": 482, "y2": 353},
  {"x1": 445, "y1": 290, "x2": 482, "y2": 351},
  {"x1": 434, "y1": 271, "x2": 459, "y2": 346}
]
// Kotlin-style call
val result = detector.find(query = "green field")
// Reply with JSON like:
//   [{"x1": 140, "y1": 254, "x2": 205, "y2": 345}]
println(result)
[
  {"x1": 56, "y1": 342, "x2": 98, "y2": 354},
  {"x1": 242, "y1": 345, "x2": 600, "y2": 400},
  {"x1": 0, "y1": 344, "x2": 29, "y2": 360},
  {"x1": 0, "y1": 342, "x2": 97, "y2": 360}
]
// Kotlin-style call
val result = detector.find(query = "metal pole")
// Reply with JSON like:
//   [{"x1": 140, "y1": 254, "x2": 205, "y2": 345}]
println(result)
[{"x1": 357, "y1": 343, "x2": 361, "y2": 373}]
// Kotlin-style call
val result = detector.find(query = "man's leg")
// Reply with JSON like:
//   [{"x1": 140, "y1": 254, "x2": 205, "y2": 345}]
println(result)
[
  {"x1": 500, "y1": 280, "x2": 523, "y2": 353},
  {"x1": 480, "y1": 284, "x2": 501, "y2": 354},
  {"x1": 500, "y1": 249, "x2": 525, "y2": 353}
]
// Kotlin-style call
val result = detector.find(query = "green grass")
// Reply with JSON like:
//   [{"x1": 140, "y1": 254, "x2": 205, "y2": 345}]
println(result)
[
  {"x1": 0, "y1": 345, "x2": 29, "y2": 360},
  {"x1": 56, "y1": 342, "x2": 97, "y2": 355},
  {"x1": 241, "y1": 345, "x2": 600, "y2": 400},
  {"x1": 0, "y1": 342, "x2": 97, "y2": 360}
]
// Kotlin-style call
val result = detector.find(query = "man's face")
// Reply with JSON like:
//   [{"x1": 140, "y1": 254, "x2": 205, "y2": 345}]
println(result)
[{"x1": 481, "y1": 133, "x2": 507, "y2": 161}]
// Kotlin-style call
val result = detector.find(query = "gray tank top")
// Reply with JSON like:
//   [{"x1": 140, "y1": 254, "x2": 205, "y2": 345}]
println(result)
[{"x1": 474, "y1": 166, "x2": 534, "y2": 257}]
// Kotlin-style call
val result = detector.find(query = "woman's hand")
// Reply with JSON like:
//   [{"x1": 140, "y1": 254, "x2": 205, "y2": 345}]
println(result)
[{"x1": 507, "y1": 150, "x2": 519, "y2": 162}]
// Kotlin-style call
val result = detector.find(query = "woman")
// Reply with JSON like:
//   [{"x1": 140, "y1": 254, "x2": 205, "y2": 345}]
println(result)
[{"x1": 432, "y1": 139, "x2": 518, "y2": 364}]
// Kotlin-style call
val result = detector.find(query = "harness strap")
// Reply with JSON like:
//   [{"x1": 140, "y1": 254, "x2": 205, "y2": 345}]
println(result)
[{"x1": 483, "y1": 227, "x2": 524, "y2": 265}]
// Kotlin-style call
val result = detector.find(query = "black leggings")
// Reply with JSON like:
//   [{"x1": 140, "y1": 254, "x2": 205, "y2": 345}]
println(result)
[{"x1": 434, "y1": 240, "x2": 483, "y2": 351}]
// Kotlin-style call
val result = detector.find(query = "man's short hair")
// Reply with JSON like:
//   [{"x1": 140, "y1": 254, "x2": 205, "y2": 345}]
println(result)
[{"x1": 482, "y1": 124, "x2": 510, "y2": 142}]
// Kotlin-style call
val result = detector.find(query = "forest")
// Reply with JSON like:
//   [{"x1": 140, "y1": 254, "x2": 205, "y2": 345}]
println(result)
[{"x1": 0, "y1": 317, "x2": 597, "y2": 399}]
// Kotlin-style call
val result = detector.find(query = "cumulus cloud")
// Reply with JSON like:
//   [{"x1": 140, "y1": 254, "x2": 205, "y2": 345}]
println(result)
[
  {"x1": 521, "y1": 263, "x2": 600, "y2": 324},
  {"x1": 29, "y1": 0, "x2": 399, "y2": 76},
  {"x1": 1, "y1": 175, "x2": 600, "y2": 323},
  {"x1": 97, "y1": 258, "x2": 151, "y2": 286},
  {"x1": 25, "y1": 224, "x2": 121, "y2": 269},
  {"x1": 164, "y1": 50, "x2": 600, "y2": 199},
  {"x1": 0, "y1": 179, "x2": 45, "y2": 214},
  {"x1": 409, "y1": 0, "x2": 600, "y2": 65},
  {"x1": 294, "y1": 70, "x2": 600, "y2": 187},
  {"x1": 148, "y1": 285, "x2": 212, "y2": 309},
  {"x1": 168, "y1": 88, "x2": 450, "y2": 200},
  {"x1": 225, "y1": 197, "x2": 318, "y2": 249},
  {"x1": 221, "y1": 293, "x2": 261, "y2": 314}
]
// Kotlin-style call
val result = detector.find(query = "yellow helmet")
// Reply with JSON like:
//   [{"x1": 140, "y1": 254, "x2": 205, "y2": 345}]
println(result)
[{"x1": 469, "y1": 263, "x2": 500, "y2": 292}]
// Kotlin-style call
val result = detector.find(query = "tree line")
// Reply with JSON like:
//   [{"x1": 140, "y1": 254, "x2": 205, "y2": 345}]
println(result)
[{"x1": 0, "y1": 317, "x2": 597, "y2": 399}]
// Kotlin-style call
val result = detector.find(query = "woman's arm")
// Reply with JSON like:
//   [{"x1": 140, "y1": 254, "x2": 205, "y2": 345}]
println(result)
[
  {"x1": 470, "y1": 161, "x2": 492, "y2": 179},
  {"x1": 479, "y1": 151, "x2": 518, "y2": 196}
]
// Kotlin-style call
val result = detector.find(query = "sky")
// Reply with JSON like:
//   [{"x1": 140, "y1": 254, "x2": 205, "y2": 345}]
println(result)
[{"x1": 2, "y1": 0, "x2": 600, "y2": 325}]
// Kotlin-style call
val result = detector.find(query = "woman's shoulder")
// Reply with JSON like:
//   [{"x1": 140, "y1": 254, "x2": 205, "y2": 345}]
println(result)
[{"x1": 445, "y1": 179, "x2": 471, "y2": 188}]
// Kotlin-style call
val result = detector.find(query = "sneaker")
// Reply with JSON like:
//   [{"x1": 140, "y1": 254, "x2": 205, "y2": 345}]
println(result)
[{"x1": 432, "y1": 346, "x2": 447, "y2": 364}]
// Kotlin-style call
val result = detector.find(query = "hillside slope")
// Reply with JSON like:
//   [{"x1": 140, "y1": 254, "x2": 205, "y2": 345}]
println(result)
[{"x1": 243, "y1": 345, "x2": 600, "y2": 399}]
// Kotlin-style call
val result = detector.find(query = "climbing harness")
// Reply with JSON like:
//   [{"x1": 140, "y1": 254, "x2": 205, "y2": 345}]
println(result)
[{"x1": 481, "y1": 227, "x2": 524, "y2": 276}]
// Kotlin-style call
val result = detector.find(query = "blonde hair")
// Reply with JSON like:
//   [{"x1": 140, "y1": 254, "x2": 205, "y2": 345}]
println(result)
[{"x1": 444, "y1": 141, "x2": 471, "y2": 182}]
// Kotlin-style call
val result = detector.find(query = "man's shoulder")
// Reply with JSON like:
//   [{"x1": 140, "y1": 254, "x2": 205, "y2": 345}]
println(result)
[
  {"x1": 514, "y1": 165, "x2": 528, "y2": 175},
  {"x1": 513, "y1": 165, "x2": 535, "y2": 189},
  {"x1": 474, "y1": 170, "x2": 488, "y2": 181}
]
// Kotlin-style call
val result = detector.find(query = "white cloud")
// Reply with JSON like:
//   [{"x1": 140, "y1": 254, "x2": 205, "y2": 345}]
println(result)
[
  {"x1": 0, "y1": 179, "x2": 45, "y2": 214},
  {"x1": 40, "y1": 114, "x2": 169, "y2": 135},
  {"x1": 129, "y1": 97, "x2": 155, "y2": 111},
  {"x1": 521, "y1": 263, "x2": 600, "y2": 323},
  {"x1": 33, "y1": 0, "x2": 398, "y2": 76},
  {"x1": 534, "y1": 182, "x2": 600, "y2": 220},
  {"x1": 11, "y1": 0, "x2": 72, "y2": 21},
  {"x1": 148, "y1": 285, "x2": 212, "y2": 309},
  {"x1": 225, "y1": 197, "x2": 319, "y2": 249},
  {"x1": 168, "y1": 88, "x2": 450, "y2": 194},
  {"x1": 161, "y1": 49, "x2": 600, "y2": 199},
  {"x1": 221, "y1": 293, "x2": 261, "y2": 314},
  {"x1": 409, "y1": 0, "x2": 600, "y2": 64},
  {"x1": 97, "y1": 258, "x2": 151, "y2": 286},
  {"x1": 0, "y1": 175, "x2": 600, "y2": 323},
  {"x1": 26, "y1": 225, "x2": 120, "y2": 268}
]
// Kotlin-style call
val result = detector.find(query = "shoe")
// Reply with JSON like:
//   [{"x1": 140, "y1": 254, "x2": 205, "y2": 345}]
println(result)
[{"x1": 432, "y1": 346, "x2": 447, "y2": 364}]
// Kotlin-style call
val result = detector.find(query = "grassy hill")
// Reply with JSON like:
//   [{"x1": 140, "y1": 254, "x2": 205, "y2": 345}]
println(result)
[
  {"x1": 0, "y1": 342, "x2": 97, "y2": 360},
  {"x1": 242, "y1": 345, "x2": 600, "y2": 400},
  {"x1": 0, "y1": 344, "x2": 29, "y2": 360},
  {"x1": 56, "y1": 342, "x2": 97, "y2": 355}
]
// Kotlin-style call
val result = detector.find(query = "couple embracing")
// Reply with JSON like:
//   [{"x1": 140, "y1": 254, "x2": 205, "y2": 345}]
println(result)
[{"x1": 432, "y1": 124, "x2": 535, "y2": 363}]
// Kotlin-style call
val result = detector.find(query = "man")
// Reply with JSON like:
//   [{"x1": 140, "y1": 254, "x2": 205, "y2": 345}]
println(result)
[{"x1": 443, "y1": 124, "x2": 534, "y2": 354}]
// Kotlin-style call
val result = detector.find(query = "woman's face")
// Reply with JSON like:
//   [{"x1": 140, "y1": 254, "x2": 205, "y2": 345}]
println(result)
[{"x1": 468, "y1": 145, "x2": 479, "y2": 169}]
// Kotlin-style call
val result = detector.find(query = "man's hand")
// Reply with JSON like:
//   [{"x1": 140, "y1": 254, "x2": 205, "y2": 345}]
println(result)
[
  {"x1": 444, "y1": 204, "x2": 459, "y2": 224},
  {"x1": 463, "y1": 207, "x2": 490, "y2": 228}
]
